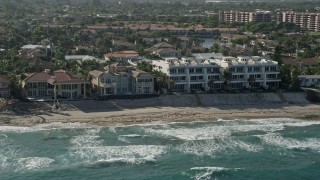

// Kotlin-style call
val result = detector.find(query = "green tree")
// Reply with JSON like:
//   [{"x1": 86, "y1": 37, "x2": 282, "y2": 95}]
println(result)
[{"x1": 272, "y1": 45, "x2": 283, "y2": 65}]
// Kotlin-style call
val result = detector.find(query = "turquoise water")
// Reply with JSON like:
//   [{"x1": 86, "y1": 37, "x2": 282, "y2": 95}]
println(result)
[{"x1": 1, "y1": 118, "x2": 320, "y2": 180}]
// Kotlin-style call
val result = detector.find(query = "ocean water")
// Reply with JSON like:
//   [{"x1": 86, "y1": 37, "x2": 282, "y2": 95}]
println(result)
[{"x1": 1, "y1": 118, "x2": 320, "y2": 180}]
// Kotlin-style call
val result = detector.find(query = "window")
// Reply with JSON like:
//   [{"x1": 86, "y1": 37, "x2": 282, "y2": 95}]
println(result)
[
  {"x1": 267, "y1": 74, "x2": 277, "y2": 79},
  {"x1": 62, "y1": 84, "x2": 71, "y2": 90},
  {"x1": 270, "y1": 66, "x2": 277, "y2": 71},
  {"x1": 62, "y1": 92, "x2": 71, "y2": 98},
  {"x1": 196, "y1": 68, "x2": 203, "y2": 73},
  {"x1": 190, "y1": 76, "x2": 197, "y2": 81},
  {"x1": 189, "y1": 68, "x2": 194, "y2": 73},
  {"x1": 48, "y1": 90, "x2": 53, "y2": 96},
  {"x1": 170, "y1": 69, "x2": 177, "y2": 74},
  {"x1": 72, "y1": 91, "x2": 78, "y2": 98},
  {"x1": 229, "y1": 67, "x2": 235, "y2": 72},
  {"x1": 105, "y1": 88, "x2": 113, "y2": 94},
  {"x1": 248, "y1": 67, "x2": 253, "y2": 72},
  {"x1": 143, "y1": 87, "x2": 150, "y2": 94},
  {"x1": 236, "y1": 67, "x2": 244, "y2": 72},
  {"x1": 208, "y1": 75, "x2": 219, "y2": 80},
  {"x1": 207, "y1": 68, "x2": 220, "y2": 74},
  {"x1": 231, "y1": 82, "x2": 243, "y2": 89},
  {"x1": 174, "y1": 84, "x2": 186, "y2": 92},
  {"x1": 38, "y1": 82, "x2": 47, "y2": 88},
  {"x1": 38, "y1": 90, "x2": 46, "y2": 96},
  {"x1": 232, "y1": 75, "x2": 237, "y2": 80},
  {"x1": 253, "y1": 67, "x2": 261, "y2": 72},
  {"x1": 178, "y1": 68, "x2": 185, "y2": 74}
]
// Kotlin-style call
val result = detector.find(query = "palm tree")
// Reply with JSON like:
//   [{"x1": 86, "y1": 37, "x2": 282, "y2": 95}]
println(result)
[
  {"x1": 207, "y1": 77, "x2": 217, "y2": 92},
  {"x1": 247, "y1": 76, "x2": 256, "y2": 92},
  {"x1": 223, "y1": 70, "x2": 232, "y2": 92}
]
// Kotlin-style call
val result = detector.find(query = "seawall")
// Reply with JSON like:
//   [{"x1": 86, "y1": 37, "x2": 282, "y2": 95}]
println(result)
[{"x1": 102, "y1": 92, "x2": 311, "y2": 109}]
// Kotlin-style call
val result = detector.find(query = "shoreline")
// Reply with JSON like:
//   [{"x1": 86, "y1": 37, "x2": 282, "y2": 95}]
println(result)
[{"x1": 1, "y1": 102, "x2": 320, "y2": 127}]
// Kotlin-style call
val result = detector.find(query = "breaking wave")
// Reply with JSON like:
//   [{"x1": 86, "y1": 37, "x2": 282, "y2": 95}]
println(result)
[
  {"x1": 190, "y1": 166, "x2": 242, "y2": 180},
  {"x1": 69, "y1": 128, "x2": 166, "y2": 164},
  {"x1": 259, "y1": 133, "x2": 320, "y2": 152}
]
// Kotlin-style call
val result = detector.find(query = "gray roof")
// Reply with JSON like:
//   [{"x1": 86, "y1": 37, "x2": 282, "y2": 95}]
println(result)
[{"x1": 192, "y1": 53, "x2": 224, "y2": 60}]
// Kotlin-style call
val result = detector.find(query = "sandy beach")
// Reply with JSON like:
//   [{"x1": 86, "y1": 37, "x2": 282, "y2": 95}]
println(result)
[{"x1": 1, "y1": 93, "x2": 320, "y2": 126}]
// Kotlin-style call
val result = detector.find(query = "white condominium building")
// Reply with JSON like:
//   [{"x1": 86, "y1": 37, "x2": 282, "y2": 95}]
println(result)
[
  {"x1": 152, "y1": 57, "x2": 223, "y2": 92},
  {"x1": 219, "y1": 56, "x2": 280, "y2": 90},
  {"x1": 152, "y1": 55, "x2": 280, "y2": 92}
]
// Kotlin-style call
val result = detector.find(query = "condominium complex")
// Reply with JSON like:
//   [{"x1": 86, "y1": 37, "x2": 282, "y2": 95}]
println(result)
[
  {"x1": 152, "y1": 54, "x2": 280, "y2": 92},
  {"x1": 219, "y1": 10, "x2": 272, "y2": 23},
  {"x1": 276, "y1": 11, "x2": 320, "y2": 32}
]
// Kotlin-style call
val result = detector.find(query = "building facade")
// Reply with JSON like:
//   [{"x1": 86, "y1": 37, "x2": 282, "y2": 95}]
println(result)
[
  {"x1": 219, "y1": 11, "x2": 272, "y2": 23},
  {"x1": 152, "y1": 55, "x2": 280, "y2": 92},
  {"x1": 219, "y1": 56, "x2": 281, "y2": 90},
  {"x1": 298, "y1": 75, "x2": 320, "y2": 87},
  {"x1": 23, "y1": 69, "x2": 88, "y2": 99},
  {"x1": 89, "y1": 69, "x2": 154, "y2": 95},
  {"x1": 152, "y1": 57, "x2": 223, "y2": 92},
  {"x1": 276, "y1": 11, "x2": 320, "y2": 32}
]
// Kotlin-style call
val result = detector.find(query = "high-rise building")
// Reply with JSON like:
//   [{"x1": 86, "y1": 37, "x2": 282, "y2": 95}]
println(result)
[
  {"x1": 219, "y1": 11, "x2": 272, "y2": 23},
  {"x1": 277, "y1": 11, "x2": 320, "y2": 32}
]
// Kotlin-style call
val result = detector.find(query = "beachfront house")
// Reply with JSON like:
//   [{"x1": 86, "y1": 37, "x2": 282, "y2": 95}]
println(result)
[
  {"x1": 89, "y1": 70, "x2": 131, "y2": 95},
  {"x1": 298, "y1": 75, "x2": 320, "y2": 87},
  {"x1": 89, "y1": 69, "x2": 154, "y2": 95},
  {"x1": 22, "y1": 69, "x2": 89, "y2": 99},
  {"x1": 0, "y1": 76, "x2": 11, "y2": 98},
  {"x1": 131, "y1": 70, "x2": 154, "y2": 94}
]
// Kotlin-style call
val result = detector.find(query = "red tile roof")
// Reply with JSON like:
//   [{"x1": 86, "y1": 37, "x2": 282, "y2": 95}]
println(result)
[
  {"x1": 104, "y1": 50, "x2": 139, "y2": 58},
  {"x1": 48, "y1": 70, "x2": 88, "y2": 84},
  {"x1": 24, "y1": 70, "x2": 88, "y2": 84},
  {"x1": 24, "y1": 72, "x2": 52, "y2": 82}
]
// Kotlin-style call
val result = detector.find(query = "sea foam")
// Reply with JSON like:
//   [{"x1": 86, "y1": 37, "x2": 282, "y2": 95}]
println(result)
[
  {"x1": 17, "y1": 157, "x2": 55, "y2": 170},
  {"x1": 177, "y1": 138, "x2": 262, "y2": 157},
  {"x1": 190, "y1": 166, "x2": 241, "y2": 180},
  {"x1": 69, "y1": 128, "x2": 166, "y2": 164},
  {"x1": 143, "y1": 126, "x2": 231, "y2": 141},
  {"x1": 259, "y1": 133, "x2": 320, "y2": 152},
  {"x1": 0, "y1": 122, "x2": 99, "y2": 133}
]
